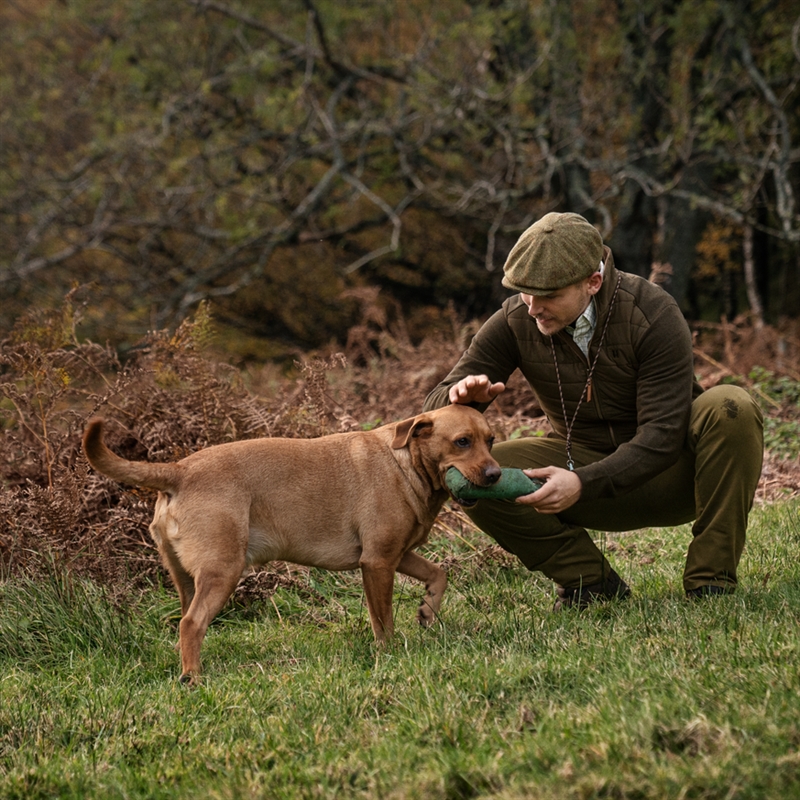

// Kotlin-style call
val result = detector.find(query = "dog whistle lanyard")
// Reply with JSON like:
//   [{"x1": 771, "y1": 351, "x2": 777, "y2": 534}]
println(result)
[{"x1": 550, "y1": 273, "x2": 622, "y2": 472}]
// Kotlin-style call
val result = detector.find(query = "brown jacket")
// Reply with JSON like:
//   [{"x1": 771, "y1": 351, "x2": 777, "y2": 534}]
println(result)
[{"x1": 423, "y1": 248, "x2": 704, "y2": 501}]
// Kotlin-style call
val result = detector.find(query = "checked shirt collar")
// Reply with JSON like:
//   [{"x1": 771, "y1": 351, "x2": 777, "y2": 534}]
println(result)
[{"x1": 566, "y1": 297, "x2": 597, "y2": 358}]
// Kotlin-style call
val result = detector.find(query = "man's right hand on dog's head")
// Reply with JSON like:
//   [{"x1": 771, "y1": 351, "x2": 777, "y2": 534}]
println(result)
[{"x1": 448, "y1": 375, "x2": 506, "y2": 405}]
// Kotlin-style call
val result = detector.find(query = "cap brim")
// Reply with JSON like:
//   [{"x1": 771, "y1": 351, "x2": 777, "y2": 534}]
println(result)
[{"x1": 501, "y1": 276, "x2": 556, "y2": 296}]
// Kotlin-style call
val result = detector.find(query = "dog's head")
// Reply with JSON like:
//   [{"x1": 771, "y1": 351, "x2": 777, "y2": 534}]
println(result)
[{"x1": 391, "y1": 404, "x2": 501, "y2": 498}]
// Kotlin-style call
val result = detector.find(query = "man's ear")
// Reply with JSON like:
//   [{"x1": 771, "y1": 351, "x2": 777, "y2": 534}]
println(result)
[
  {"x1": 587, "y1": 271, "x2": 603, "y2": 295},
  {"x1": 391, "y1": 415, "x2": 434, "y2": 449}
]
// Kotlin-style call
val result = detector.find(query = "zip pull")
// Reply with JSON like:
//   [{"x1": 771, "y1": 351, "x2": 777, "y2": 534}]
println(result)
[{"x1": 586, "y1": 377, "x2": 592, "y2": 403}]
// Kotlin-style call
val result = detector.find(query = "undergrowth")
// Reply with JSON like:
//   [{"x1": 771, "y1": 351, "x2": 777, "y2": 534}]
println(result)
[
  {"x1": 748, "y1": 366, "x2": 800, "y2": 461},
  {"x1": 1, "y1": 290, "x2": 798, "y2": 593}
]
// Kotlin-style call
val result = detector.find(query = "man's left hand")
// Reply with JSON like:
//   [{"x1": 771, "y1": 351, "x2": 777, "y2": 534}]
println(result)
[{"x1": 515, "y1": 466, "x2": 582, "y2": 514}]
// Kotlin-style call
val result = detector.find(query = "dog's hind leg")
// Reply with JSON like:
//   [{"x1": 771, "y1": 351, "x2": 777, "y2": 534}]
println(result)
[
  {"x1": 178, "y1": 564, "x2": 243, "y2": 684},
  {"x1": 151, "y1": 504, "x2": 197, "y2": 617},
  {"x1": 158, "y1": 537, "x2": 196, "y2": 617},
  {"x1": 396, "y1": 550, "x2": 447, "y2": 628}
]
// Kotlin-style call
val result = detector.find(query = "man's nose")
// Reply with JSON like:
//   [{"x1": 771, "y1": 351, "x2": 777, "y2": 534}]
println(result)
[{"x1": 526, "y1": 299, "x2": 544, "y2": 317}]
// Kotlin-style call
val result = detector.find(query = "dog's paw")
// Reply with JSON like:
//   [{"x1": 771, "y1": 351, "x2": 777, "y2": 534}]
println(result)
[
  {"x1": 179, "y1": 671, "x2": 202, "y2": 687},
  {"x1": 416, "y1": 600, "x2": 436, "y2": 627}
]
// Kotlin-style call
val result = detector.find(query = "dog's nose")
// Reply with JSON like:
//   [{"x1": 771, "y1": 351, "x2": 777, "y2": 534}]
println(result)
[{"x1": 485, "y1": 465, "x2": 502, "y2": 484}]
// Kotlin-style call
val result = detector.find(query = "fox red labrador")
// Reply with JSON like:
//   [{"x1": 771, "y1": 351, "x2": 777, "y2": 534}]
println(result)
[{"x1": 83, "y1": 405, "x2": 500, "y2": 683}]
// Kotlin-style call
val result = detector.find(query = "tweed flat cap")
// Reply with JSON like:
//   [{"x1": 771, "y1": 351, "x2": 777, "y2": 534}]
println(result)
[{"x1": 502, "y1": 212, "x2": 604, "y2": 295}]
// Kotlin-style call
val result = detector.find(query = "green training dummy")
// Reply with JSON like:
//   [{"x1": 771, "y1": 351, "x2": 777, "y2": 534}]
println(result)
[{"x1": 445, "y1": 467, "x2": 543, "y2": 503}]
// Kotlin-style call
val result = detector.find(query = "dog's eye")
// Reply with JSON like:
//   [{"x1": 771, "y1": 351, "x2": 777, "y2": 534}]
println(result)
[
  {"x1": 488, "y1": 437, "x2": 495, "y2": 450},
  {"x1": 455, "y1": 437, "x2": 471, "y2": 448}
]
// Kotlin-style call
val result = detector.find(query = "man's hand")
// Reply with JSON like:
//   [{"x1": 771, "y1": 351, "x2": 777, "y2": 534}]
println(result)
[
  {"x1": 448, "y1": 374, "x2": 506, "y2": 405},
  {"x1": 515, "y1": 466, "x2": 582, "y2": 514}
]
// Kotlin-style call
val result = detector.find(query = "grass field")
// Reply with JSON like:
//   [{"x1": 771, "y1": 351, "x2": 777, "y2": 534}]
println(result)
[{"x1": 1, "y1": 500, "x2": 799, "y2": 799}]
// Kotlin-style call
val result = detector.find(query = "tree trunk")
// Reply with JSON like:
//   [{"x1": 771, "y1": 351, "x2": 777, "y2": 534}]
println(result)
[
  {"x1": 654, "y1": 164, "x2": 713, "y2": 310},
  {"x1": 743, "y1": 222, "x2": 764, "y2": 328},
  {"x1": 607, "y1": 178, "x2": 656, "y2": 278}
]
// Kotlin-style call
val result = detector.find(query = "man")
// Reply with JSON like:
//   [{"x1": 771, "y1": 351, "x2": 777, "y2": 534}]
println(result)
[{"x1": 423, "y1": 212, "x2": 764, "y2": 608}]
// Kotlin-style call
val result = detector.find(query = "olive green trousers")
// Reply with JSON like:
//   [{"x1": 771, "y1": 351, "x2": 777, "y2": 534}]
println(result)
[{"x1": 465, "y1": 385, "x2": 764, "y2": 593}]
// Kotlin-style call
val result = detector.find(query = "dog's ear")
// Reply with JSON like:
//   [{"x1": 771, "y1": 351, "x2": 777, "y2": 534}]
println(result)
[{"x1": 391, "y1": 415, "x2": 434, "y2": 449}]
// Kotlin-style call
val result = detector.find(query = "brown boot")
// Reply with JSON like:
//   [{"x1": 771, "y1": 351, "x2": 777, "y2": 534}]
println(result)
[
  {"x1": 685, "y1": 584, "x2": 731, "y2": 599},
  {"x1": 553, "y1": 570, "x2": 631, "y2": 611}
]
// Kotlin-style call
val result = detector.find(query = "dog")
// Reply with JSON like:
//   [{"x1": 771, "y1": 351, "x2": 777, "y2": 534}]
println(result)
[{"x1": 82, "y1": 404, "x2": 500, "y2": 683}]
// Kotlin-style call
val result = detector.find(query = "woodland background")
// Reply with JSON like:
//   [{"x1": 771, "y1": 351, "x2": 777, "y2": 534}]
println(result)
[{"x1": 2, "y1": 0, "x2": 799, "y2": 364}]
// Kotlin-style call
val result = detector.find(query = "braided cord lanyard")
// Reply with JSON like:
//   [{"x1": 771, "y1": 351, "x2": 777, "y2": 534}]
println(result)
[{"x1": 550, "y1": 274, "x2": 623, "y2": 471}]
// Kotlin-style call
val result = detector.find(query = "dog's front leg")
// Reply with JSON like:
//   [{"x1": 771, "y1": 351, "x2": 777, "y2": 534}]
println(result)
[
  {"x1": 396, "y1": 550, "x2": 447, "y2": 627},
  {"x1": 359, "y1": 559, "x2": 397, "y2": 642}
]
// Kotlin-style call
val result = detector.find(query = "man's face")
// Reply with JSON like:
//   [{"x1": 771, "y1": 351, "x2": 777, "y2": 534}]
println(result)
[{"x1": 520, "y1": 272, "x2": 602, "y2": 336}]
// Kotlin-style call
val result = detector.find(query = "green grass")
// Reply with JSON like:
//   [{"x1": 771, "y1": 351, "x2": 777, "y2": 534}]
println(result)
[{"x1": 2, "y1": 501, "x2": 800, "y2": 799}]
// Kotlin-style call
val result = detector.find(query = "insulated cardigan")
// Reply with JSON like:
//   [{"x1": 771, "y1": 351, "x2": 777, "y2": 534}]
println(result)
[{"x1": 423, "y1": 248, "x2": 704, "y2": 502}]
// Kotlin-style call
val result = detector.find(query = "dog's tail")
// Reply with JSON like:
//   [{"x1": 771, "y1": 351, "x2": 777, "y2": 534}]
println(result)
[{"x1": 82, "y1": 418, "x2": 182, "y2": 493}]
